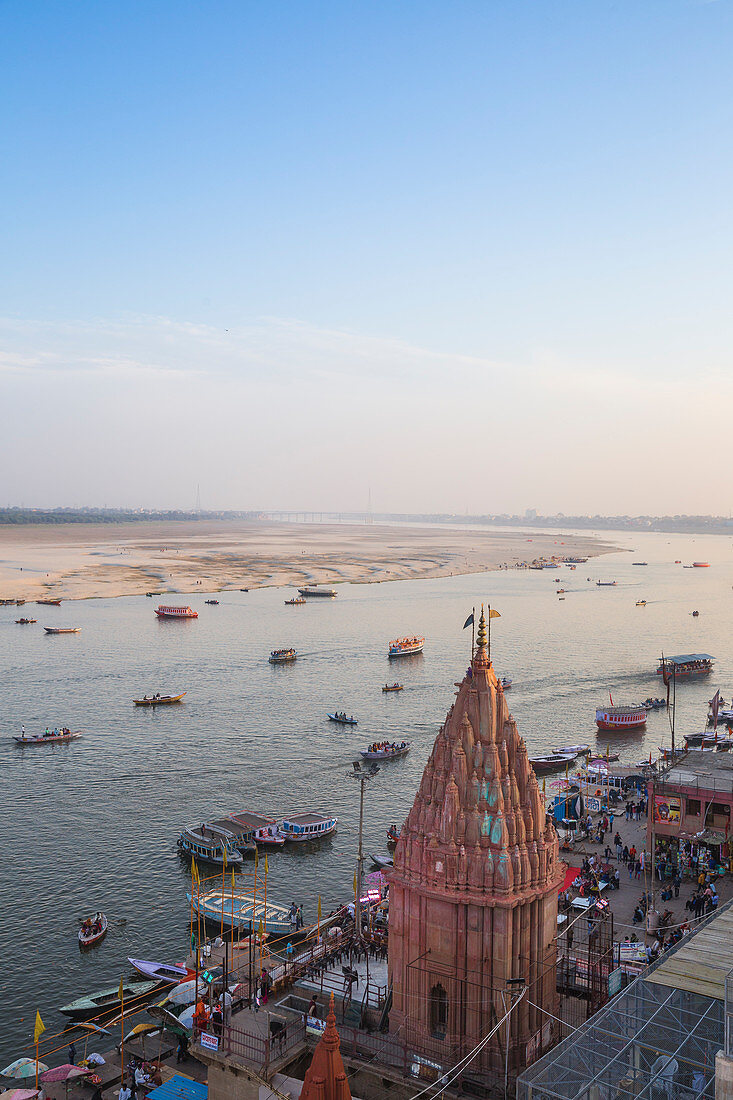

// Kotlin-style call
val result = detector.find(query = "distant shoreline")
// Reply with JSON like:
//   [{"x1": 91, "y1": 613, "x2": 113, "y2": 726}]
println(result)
[{"x1": 0, "y1": 519, "x2": 618, "y2": 603}]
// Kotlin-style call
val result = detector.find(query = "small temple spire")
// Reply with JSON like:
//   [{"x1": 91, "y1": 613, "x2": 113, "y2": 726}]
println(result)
[
  {"x1": 476, "y1": 605, "x2": 487, "y2": 649},
  {"x1": 300, "y1": 992, "x2": 352, "y2": 1100}
]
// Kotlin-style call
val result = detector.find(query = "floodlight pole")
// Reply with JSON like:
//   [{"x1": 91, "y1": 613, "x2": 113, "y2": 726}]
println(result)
[{"x1": 350, "y1": 763, "x2": 380, "y2": 946}]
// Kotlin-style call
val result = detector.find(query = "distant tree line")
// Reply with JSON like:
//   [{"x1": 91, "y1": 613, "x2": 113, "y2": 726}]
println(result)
[{"x1": 0, "y1": 508, "x2": 263, "y2": 525}]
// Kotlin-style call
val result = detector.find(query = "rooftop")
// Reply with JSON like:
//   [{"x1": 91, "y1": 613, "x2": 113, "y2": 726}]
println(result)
[
  {"x1": 661, "y1": 653, "x2": 715, "y2": 664},
  {"x1": 659, "y1": 749, "x2": 733, "y2": 793}
]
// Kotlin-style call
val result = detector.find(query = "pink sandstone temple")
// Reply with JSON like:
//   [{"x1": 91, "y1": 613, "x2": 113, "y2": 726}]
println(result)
[{"x1": 388, "y1": 607, "x2": 564, "y2": 1078}]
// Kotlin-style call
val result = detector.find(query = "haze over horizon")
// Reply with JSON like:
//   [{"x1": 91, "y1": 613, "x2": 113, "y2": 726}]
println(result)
[{"x1": 2, "y1": 1, "x2": 732, "y2": 516}]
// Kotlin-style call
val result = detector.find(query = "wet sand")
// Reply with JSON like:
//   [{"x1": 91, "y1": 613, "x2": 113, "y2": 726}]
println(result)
[{"x1": 0, "y1": 520, "x2": 617, "y2": 602}]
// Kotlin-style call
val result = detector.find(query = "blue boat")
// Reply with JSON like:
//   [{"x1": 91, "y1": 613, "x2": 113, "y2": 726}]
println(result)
[
  {"x1": 188, "y1": 888, "x2": 292, "y2": 936},
  {"x1": 328, "y1": 714, "x2": 357, "y2": 725},
  {"x1": 177, "y1": 823, "x2": 244, "y2": 867}
]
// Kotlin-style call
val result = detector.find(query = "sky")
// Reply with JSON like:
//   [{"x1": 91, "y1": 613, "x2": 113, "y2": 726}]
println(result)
[{"x1": 2, "y1": 0, "x2": 733, "y2": 516}]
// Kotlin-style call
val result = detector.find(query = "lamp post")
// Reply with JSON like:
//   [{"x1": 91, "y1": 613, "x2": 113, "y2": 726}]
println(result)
[{"x1": 350, "y1": 761, "x2": 380, "y2": 944}]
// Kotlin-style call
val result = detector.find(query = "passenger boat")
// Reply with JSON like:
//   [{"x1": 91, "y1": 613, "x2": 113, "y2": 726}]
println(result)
[
  {"x1": 205, "y1": 599, "x2": 219, "y2": 605},
  {"x1": 155, "y1": 605, "x2": 198, "y2": 619},
  {"x1": 596, "y1": 581, "x2": 617, "y2": 587},
  {"x1": 189, "y1": 888, "x2": 292, "y2": 935},
  {"x1": 285, "y1": 597, "x2": 306, "y2": 605},
  {"x1": 133, "y1": 693, "x2": 187, "y2": 707},
  {"x1": 328, "y1": 713, "x2": 357, "y2": 725},
  {"x1": 277, "y1": 811, "x2": 338, "y2": 842},
  {"x1": 360, "y1": 742, "x2": 410, "y2": 761},
  {"x1": 382, "y1": 683, "x2": 403, "y2": 692},
  {"x1": 61, "y1": 981, "x2": 162, "y2": 1019},
  {"x1": 595, "y1": 705, "x2": 647, "y2": 730},
  {"x1": 529, "y1": 753, "x2": 577, "y2": 773},
  {"x1": 177, "y1": 823, "x2": 244, "y2": 867},
  {"x1": 298, "y1": 586, "x2": 337, "y2": 597},
  {"x1": 14, "y1": 728, "x2": 80, "y2": 745},
  {"x1": 78, "y1": 914, "x2": 107, "y2": 950},
  {"x1": 656, "y1": 654, "x2": 714, "y2": 679},
  {"x1": 636, "y1": 600, "x2": 647, "y2": 606},
  {"x1": 128, "y1": 959, "x2": 193, "y2": 984},
  {"x1": 388, "y1": 636, "x2": 425, "y2": 657},
  {"x1": 269, "y1": 648, "x2": 297, "y2": 663},
  {"x1": 44, "y1": 627, "x2": 81, "y2": 634},
  {"x1": 36, "y1": 598, "x2": 62, "y2": 605},
  {"x1": 501, "y1": 678, "x2": 512, "y2": 690},
  {"x1": 693, "y1": 562, "x2": 711, "y2": 568},
  {"x1": 15, "y1": 618, "x2": 37, "y2": 624}
]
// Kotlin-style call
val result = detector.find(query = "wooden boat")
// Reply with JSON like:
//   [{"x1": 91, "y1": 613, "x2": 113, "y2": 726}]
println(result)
[
  {"x1": 596, "y1": 581, "x2": 617, "y2": 587},
  {"x1": 36, "y1": 598, "x2": 61, "y2": 605},
  {"x1": 693, "y1": 562, "x2": 711, "y2": 568},
  {"x1": 552, "y1": 744, "x2": 589, "y2": 757},
  {"x1": 285, "y1": 597, "x2": 306, "y2": 605},
  {"x1": 632, "y1": 562, "x2": 648, "y2": 566},
  {"x1": 387, "y1": 825, "x2": 401, "y2": 846},
  {"x1": 133, "y1": 693, "x2": 187, "y2": 707},
  {"x1": 692, "y1": 610, "x2": 700, "y2": 617},
  {"x1": 79, "y1": 914, "x2": 108, "y2": 950},
  {"x1": 370, "y1": 854, "x2": 394, "y2": 870},
  {"x1": 501, "y1": 678, "x2": 512, "y2": 690},
  {"x1": 253, "y1": 824, "x2": 285, "y2": 847},
  {"x1": 529, "y1": 753, "x2": 577, "y2": 773},
  {"x1": 298, "y1": 586, "x2": 337, "y2": 597},
  {"x1": 360, "y1": 742, "x2": 410, "y2": 761},
  {"x1": 128, "y1": 958, "x2": 192, "y2": 984},
  {"x1": 178, "y1": 823, "x2": 244, "y2": 867},
  {"x1": 269, "y1": 648, "x2": 297, "y2": 663},
  {"x1": 656, "y1": 653, "x2": 714, "y2": 680},
  {"x1": 44, "y1": 627, "x2": 81, "y2": 634},
  {"x1": 15, "y1": 618, "x2": 37, "y2": 624},
  {"x1": 189, "y1": 888, "x2": 292, "y2": 935},
  {"x1": 328, "y1": 713, "x2": 357, "y2": 725},
  {"x1": 60, "y1": 980, "x2": 162, "y2": 1019},
  {"x1": 595, "y1": 705, "x2": 647, "y2": 730},
  {"x1": 14, "y1": 728, "x2": 81, "y2": 745},
  {"x1": 382, "y1": 683, "x2": 404, "y2": 692},
  {"x1": 155, "y1": 605, "x2": 198, "y2": 619},
  {"x1": 277, "y1": 811, "x2": 338, "y2": 842},
  {"x1": 636, "y1": 600, "x2": 647, "y2": 606},
  {"x1": 388, "y1": 636, "x2": 425, "y2": 657},
  {"x1": 205, "y1": 599, "x2": 219, "y2": 605},
  {"x1": 556, "y1": 589, "x2": 566, "y2": 594}
]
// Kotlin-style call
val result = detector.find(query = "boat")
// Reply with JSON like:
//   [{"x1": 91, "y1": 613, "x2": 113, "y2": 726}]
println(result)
[
  {"x1": 692, "y1": 610, "x2": 700, "y2": 617},
  {"x1": 253, "y1": 824, "x2": 286, "y2": 847},
  {"x1": 36, "y1": 598, "x2": 61, "y2": 605},
  {"x1": 360, "y1": 742, "x2": 410, "y2": 761},
  {"x1": 370, "y1": 854, "x2": 394, "y2": 870},
  {"x1": 133, "y1": 693, "x2": 187, "y2": 707},
  {"x1": 632, "y1": 562, "x2": 648, "y2": 566},
  {"x1": 204, "y1": 599, "x2": 219, "y2": 605},
  {"x1": 551, "y1": 744, "x2": 590, "y2": 757},
  {"x1": 556, "y1": 589, "x2": 566, "y2": 594},
  {"x1": 177, "y1": 823, "x2": 244, "y2": 867},
  {"x1": 693, "y1": 562, "x2": 711, "y2": 568},
  {"x1": 285, "y1": 598, "x2": 306, "y2": 605},
  {"x1": 641, "y1": 697, "x2": 666, "y2": 709},
  {"x1": 60, "y1": 981, "x2": 162, "y2": 1019},
  {"x1": 656, "y1": 654, "x2": 715, "y2": 679},
  {"x1": 128, "y1": 959, "x2": 193, "y2": 984},
  {"x1": 382, "y1": 683, "x2": 404, "y2": 692},
  {"x1": 636, "y1": 600, "x2": 647, "y2": 606},
  {"x1": 595, "y1": 705, "x2": 647, "y2": 730},
  {"x1": 529, "y1": 753, "x2": 577, "y2": 773},
  {"x1": 155, "y1": 605, "x2": 198, "y2": 619},
  {"x1": 298, "y1": 586, "x2": 337, "y2": 597},
  {"x1": 277, "y1": 811, "x2": 338, "y2": 842},
  {"x1": 78, "y1": 914, "x2": 107, "y2": 950},
  {"x1": 44, "y1": 627, "x2": 81, "y2": 634},
  {"x1": 388, "y1": 636, "x2": 425, "y2": 657},
  {"x1": 596, "y1": 581, "x2": 617, "y2": 587},
  {"x1": 501, "y1": 678, "x2": 512, "y2": 690},
  {"x1": 269, "y1": 648, "x2": 297, "y2": 663},
  {"x1": 189, "y1": 888, "x2": 292, "y2": 935},
  {"x1": 328, "y1": 713, "x2": 357, "y2": 725},
  {"x1": 15, "y1": 618, "x2": 37, "y2": 624},
  {"x1": 387, "y1": 825, "x2": 400, "y2": 846},
  {"x1": 14, "y1": 728, "x2": 81, "y2": 745}
]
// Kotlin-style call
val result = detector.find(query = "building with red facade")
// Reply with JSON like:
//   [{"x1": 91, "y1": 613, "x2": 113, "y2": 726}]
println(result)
[{"x1": 648, "y1": 753, "x2": 733, "y2": 876}]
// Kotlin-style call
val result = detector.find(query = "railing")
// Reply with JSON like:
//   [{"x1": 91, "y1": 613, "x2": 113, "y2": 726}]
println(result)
[
  {"x1": 221, "y1": 1017, "x2": 306, "y2": 1071},
  {"x1": 725, "y1": 967, "x2": 733, "y2": 1056}
]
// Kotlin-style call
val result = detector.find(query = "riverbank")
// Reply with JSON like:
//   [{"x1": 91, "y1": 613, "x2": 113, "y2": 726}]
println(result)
[{"x1": 0, "y1": 519, "x2": 618, "y2": 601}]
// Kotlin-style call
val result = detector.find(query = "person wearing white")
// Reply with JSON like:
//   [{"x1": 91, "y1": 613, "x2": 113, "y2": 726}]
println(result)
[{"x1": 119, "y1": 1086, "x2": 132, "y2": 1100}]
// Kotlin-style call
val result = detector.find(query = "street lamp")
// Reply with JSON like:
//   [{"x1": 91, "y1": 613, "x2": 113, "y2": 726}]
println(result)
[{"x1": 350, "y1": 760, "x2": 380, "y2": 943}]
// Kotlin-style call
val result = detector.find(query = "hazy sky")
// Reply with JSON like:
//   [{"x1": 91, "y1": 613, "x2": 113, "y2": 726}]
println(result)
[{"x1": 2, "y1": 1, "x2": 733, "y2": 515}]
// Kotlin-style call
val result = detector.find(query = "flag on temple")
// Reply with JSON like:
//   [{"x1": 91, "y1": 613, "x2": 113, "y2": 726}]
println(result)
[
  {"x1": 463, "y1": 612, "x2": 474, "y2": 630},
  {"x1": 34, "y1": 1011, "x2": 45, "y2": 1043},
  {"x1": 487, "y1": 608, "x2": 501, "y2": 619}
]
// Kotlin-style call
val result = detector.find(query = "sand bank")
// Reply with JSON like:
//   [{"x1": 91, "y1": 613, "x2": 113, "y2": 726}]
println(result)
[{"x1": 0, "y1": 520, "x2": 617, "y2": 602}]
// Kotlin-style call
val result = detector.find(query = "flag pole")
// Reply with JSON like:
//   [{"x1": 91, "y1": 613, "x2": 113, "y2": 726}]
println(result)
[
  {"x1": 221, "y1": 844, "x2": 226, "y2": 941},
  {"x1": 119, "y1": 983, "x2": 125, "y2": 1091},
  {"x1": 471, "y1": 606, "x2": 475, "y2": 657},
  {"x1": 488, "y1": 604, "x2": 491, "y2": 662},
  {"x1": 35, "y1": 1037, "x2": 39, "y2": 1090}
]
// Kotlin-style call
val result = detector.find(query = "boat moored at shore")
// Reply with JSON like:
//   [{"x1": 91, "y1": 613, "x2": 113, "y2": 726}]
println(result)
[
  {"x1": 61, "y1": 981, "x2": 162, "y2": 1019},
  {"x1": 277, "y1": 811, "x2": 337, "y2": 842},
  {"x1": 177, "y1": 823, "x2": 244, "y2": 867}
]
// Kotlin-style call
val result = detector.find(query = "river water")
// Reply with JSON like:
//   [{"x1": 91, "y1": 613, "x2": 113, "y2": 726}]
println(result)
[{"x1": 1, "y1": 528, "x2": 731, "y2": 1062}]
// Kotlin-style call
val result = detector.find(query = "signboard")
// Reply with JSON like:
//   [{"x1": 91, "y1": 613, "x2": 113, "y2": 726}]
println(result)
[
  {"x1": 608, "y1": 968, "x2": 624, "y2": 996},
  {"x1": 200, "y1": 1032, "x2": 219, "y2": 1051},
  {"x1": 306, "y1": 1016, "x2": 326, "y2": 1034},
  {"x1": 653, "y1": 794, "x2": 681, "y2": 825},
  {"x1": 586, "y1": 796, "x2": 601, "y2": 813},
  {"x1": 618, "y1": 942, "x2": 646, "y2": 963}
]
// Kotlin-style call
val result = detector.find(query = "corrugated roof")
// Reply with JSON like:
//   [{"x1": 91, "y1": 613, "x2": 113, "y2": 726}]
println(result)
[
  {"x1": 147, "y1": 1077, "x2": 208, "y2": 1100},
  {"x1": 662, "y1": 653, "x2": 715, "y2": 663},
  {"x1": 646, "y1": 905, "x2": 733, "y2": 999}
]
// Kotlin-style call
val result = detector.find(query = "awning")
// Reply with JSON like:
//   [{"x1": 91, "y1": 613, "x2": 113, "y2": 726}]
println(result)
[
  {"x1": 147, "y1": 1078, "x2": 207, "y2": 1100},
  {"x1": 559, "y1": 866, "x2": 582, "y2": 892}
]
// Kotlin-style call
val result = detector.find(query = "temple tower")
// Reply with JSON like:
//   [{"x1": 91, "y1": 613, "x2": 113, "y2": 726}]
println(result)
[
  {"x1": 388, "y1": 608, "x2": 564, "y2": 1079},
  {"x1": 300, "y1": 993, "x2": 352, "y2": 1100}
]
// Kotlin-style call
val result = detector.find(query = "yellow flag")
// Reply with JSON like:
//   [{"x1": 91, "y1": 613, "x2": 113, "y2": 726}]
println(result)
[
  {"x1": 231, "y1": 869, "x2": 236, "y2": 889},
  {"x1": 192, "y1": 857, "x2": 199, "y2": 885},
  {"x1": 264, "y1": 854, "x2": 268, "y2": 874},
  {"x1": 255, "y1": 848, "x2": 259, "y2": 869},
  {"x1": 353, "y1": 872, "x2": 357, "y2": 897},
  {"x1": 317, "y1": 895, "x2": 322, "y2": 920},
  {"x1": 221, "y1": 843, "x2": 227, "y2": 869},
  {"x1": 34, "y1": 1010, "x2": 45, "y2": 1043},
  {"x1": 118, "y1": 976, "x2": 125, "y2": 1001},
  {"x1": 488, "y1": 608, "x2": 501, "y2": 619}
]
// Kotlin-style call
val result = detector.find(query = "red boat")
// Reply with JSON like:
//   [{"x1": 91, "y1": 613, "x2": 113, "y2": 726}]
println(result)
[
  {"x1": 79, "y1": 913, "x2": 108, "y2": 949},
  {"x1": 595, "y1": 705, "x2": 647, "y2": 731},
  {"x1": 155, "y1": 605, "x2": 198, "y2": 619}
]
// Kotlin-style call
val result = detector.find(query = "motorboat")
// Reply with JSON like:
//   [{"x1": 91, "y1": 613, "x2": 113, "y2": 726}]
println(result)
[
  {"x1": 79, "y1": 914, "x2": 107, "y2": 950},
  {"x1": 501, "y1": 677, "x2": 512, "y2": 690},
  {"x1": 205, "y1": 599, "x2": 219, "y2": 605},
  {"x1": 388, "y1": 636, "x2": 425, "y2": 657},
  {"x1": 636, "y1": 600, "x2": 647, "y2": 607},
  {"x1": 269, "y1": 648, "x2": 297, "y2": 663},
  {"x1": 285, "y1": 597, "x2": 306, "y2": 605},
  {"x1": 14, "y1": 728, "x2": 80, "y2": 745},
  {"x1": 657, "y1": 654, "x2": 714, "y2": 679},
  {"x1": 134, "y1": 693, "x2": 187, "y2": 707},
  {"x1": 44, "y1": 627, "x2": 81, "y2": 634},
  {"x1": 328, "y1": 713, "x2": 357, "y2": 725},
  {"x1": 529, "y1": 753, "x2": 577, "y2": 773},
  {"x1": 15, "y1": 618, "x2": 37, "y2": 624},
  {"x1": 298, "y1": 586, "x2": 337, "y2": 597},
  {"x1": 596, "y1": 581, "x2": 617, "y2": 587},
  {"x1": 595, "y1": 705, "x2": 647, "y2": 730},
  {"x1": 128, "y1": 959, "x2": 193, "y2": 984},
  {"x1": 177, "y1": 823, "x2": 244, "y2": 867},
  {"x1": 382, "y1": 683, "x2": 404, "y2": 692},
  {"x1": 277, "y1": 811, "x2": 337, "y2": 842},
  {"x1": 61, "y1": 980, "x2": 162, "y2": 1018},
  {"x1": 360, "y1": 742, "x2": 410, "y2": 761},
  {"x1": 155, "y1": 605, "x2": 198, "y2": 619}
]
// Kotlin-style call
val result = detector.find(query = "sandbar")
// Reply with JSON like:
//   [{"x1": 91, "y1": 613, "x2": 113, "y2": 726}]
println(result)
[{"x1": 0, "y1": 520, "x2": 617, "y2": 602}]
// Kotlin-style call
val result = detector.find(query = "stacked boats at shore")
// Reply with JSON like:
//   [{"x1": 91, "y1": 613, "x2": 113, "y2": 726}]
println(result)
[{"x1": 178, "y1": 807, "x2": 338, "y2": 865}]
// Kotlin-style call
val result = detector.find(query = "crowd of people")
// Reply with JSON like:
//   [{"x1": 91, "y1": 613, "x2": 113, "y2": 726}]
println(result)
[{"x1": 366, "y1": 740, "x2": 407, "y2": 754}]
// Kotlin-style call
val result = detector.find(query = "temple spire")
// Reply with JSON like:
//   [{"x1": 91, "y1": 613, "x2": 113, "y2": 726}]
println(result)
[{"x1": 476, "y1": 605, "x2": 487, "y2": 649}]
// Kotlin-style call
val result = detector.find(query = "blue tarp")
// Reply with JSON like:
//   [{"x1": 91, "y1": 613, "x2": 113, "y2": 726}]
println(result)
[{"x1": 147, "y1": 1077, "x2": 208, "y2": 1100}]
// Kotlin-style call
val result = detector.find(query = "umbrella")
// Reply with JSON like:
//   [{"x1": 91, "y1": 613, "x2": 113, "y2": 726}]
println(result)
[
  {"x1": 40, "y1": 1067, "x2": 90, "y2": 1085},
  {"x1": 166, "y1": 981, "x2": 198, "y2": 1006},
  {"x1": 1, "y1": 1064, "x2": 48, "y2": 1081},
  {"x1": 0, "y1": 1090, "x2": 39, "y2": 1100}
]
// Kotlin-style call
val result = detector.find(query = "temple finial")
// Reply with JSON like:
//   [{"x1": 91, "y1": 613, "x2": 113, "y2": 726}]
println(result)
[{"x1": 476, "y1": 605, "x2": 487, "y2": 649}]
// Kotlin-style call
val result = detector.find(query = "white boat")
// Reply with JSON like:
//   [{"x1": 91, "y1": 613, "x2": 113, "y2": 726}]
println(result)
[
  {"x1": 388, "y1": 636, "x2": 425, "y2": 657},
  {"x1": 551, "y1": 744, "x2": 589, "y2": 757},
  {"x1": 155, "y1": 605, "x2": 198, "y2": 619},
  {"x1": 277, "y1": 811, "x2": 337, "y2": 842},
  {"x1": 298, "y1": 587, "x2": 337, "y2": 597},
  {"x1": 177, "y1": 823, "x2": 244, "y2": 866}
]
